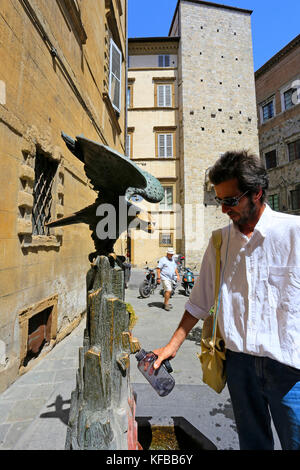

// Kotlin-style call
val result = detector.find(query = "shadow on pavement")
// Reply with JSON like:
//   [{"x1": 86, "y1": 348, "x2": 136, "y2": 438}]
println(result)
[{"x1": 40, "y1": 394, "x2": 70, "y2": 425}]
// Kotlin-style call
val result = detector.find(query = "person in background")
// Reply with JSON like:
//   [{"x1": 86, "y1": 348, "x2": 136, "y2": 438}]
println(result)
[
  {"x1": 157, "y1": 247, "x2": 180, "y2": 311},
  {"x1": 152, "y1": 150, "x2": 300, "y2": 450}
]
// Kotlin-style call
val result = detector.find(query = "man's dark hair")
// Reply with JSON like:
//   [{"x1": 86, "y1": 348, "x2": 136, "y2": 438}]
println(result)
[{"x1": 208, "y1": 150, "x2": 269, "y2": 203}]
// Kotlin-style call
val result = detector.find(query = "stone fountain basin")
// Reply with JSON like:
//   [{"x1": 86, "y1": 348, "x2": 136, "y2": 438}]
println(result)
[{"x1": 136, "y1": 416, "x2": 217, "y2": 450}]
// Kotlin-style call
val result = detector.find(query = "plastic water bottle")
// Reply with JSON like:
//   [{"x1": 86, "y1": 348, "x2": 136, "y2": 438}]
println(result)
[{"x1": 135, "y1": 349, "x2": 175, "y2": 397}]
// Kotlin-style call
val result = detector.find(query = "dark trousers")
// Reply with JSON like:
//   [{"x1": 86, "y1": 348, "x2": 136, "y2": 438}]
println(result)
[{"x1": 226, "y1": 350, "x2": 300, "y2": 450}]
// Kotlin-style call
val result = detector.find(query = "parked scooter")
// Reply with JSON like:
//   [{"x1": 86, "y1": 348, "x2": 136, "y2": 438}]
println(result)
[
  {"x1": 171, "y1": 275, "x2": 178, "y2": 297},
  {"x1": 175, "y1": 254, "x2": 185, "y2": 273},
  {"x1": 139, "y1": 263, "x2": 157, "y2": 298},
  {"x1": 181, "y1": 267, "x2": 195, "y2": 296}
]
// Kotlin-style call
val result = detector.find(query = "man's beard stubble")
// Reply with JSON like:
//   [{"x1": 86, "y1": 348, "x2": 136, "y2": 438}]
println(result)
[{"x1": 230, "y1": 198, "x2": 258, "y2": 229}]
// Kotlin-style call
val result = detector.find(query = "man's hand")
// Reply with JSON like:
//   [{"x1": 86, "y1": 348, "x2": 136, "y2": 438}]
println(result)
[
  {"x1": 152, "y1": 311, "x2": 199, "y2": 370},
  {"x1": 152, "y1": 344, "x2": 177, "y2": 370}
]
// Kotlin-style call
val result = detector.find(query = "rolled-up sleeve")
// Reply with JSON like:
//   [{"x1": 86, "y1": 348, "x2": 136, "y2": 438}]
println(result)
[{"x1": 184, "y1": 238, "x2": 215, "y2": 320}]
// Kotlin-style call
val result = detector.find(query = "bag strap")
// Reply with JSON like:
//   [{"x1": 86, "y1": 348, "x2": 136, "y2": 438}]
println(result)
[{"x1": 210, "y1": 229, "x2": 222, "y2": 347}]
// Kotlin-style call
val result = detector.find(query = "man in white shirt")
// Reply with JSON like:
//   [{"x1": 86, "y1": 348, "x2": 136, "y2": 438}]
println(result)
[
  {"x1": 157, "y1": 248, "x2": 180, "y2": 311},
  {"x1": 152, "y1": 150, "x2": 300, "y2": 450}
]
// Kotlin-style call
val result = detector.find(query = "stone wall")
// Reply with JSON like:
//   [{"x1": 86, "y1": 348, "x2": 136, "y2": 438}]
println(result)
[
  {"x1": 175, "y1": 1, "x2": 259, "y2": 268},
  {"x1": 255, "y1": 35, "x2": 300, "y2": 214},
  {"x1": 0, "y1": 0, "x2": 127, "y2": 391}
]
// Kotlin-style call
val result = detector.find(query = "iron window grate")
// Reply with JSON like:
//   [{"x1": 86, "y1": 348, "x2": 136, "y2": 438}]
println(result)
[
  {"x1": 159, "y1": 233, "x2": 173, "y2": 247},
  {"x1": 32, "y1": 153, "x2": 58, "y2": 235}
]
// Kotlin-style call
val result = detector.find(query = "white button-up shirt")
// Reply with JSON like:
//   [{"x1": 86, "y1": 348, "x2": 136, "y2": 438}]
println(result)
[{"x1": 185, "y1": 204, "x2": 300, "y2": 369}]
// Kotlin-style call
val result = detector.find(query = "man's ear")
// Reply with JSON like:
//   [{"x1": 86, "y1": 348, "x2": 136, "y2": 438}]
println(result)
[{"x1": 253, "y1": 187, "x2": 263, "y2": 202}]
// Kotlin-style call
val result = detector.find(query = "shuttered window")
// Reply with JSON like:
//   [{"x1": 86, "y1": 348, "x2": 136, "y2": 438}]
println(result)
[
  {"x1": 159, "y1": 186, "x2": 173, "y2": 210},
  {"x1": 158, "y1": 55, "x2": 170, "y2": 67},
  {"x1": 262, "y1": 101, "x2": 274, "y2": 121},
  {"x1": 157, "y1": 84, "x2": 172, "y2": 107},
  {"x1": 268, "y1": 194, "x2": 279, "y2": 211},
  {"x1": 109, "y1": 39, "x2": 122, "y2": 113},
  {"x1": 291, "y1": 188, "x2": 300, "y2": 210},
  {"x1": 265, "y1": 150, "x2": 277, "y2": 169},
  {"x1": 158, "y1": 134, "x2": 173, "y2": 158},
  {"x1": 284, "y1": 88, "x2": 296, "y2": 110},
  {"x1": 288, "y1": 139, "x2": 300, "y2": 162}
]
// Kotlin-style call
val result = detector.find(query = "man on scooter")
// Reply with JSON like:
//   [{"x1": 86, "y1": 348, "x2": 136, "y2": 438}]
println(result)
[{"x1": 156, "y1": 248, "x2": 180, "y2": 311}]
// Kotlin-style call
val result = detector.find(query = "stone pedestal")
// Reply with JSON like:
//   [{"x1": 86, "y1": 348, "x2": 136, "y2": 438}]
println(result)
[{"x1": 65, "y1": 256, "x2": 140, "y2": 450}]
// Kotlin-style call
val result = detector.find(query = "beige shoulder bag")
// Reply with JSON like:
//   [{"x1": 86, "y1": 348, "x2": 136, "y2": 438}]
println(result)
[{"x1": 198, "y1": 228, "x2": 226, "y2": 393}]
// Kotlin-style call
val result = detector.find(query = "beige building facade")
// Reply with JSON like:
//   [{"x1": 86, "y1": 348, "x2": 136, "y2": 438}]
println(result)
[
  {"x1": 128, "y1": 0, "x2": 259, "y2": 268},
  {"x1": 255, "y1": 35, "x2": 300, "y2": 215},
  {"x1": 127, "y1": 37, "x2": 180, "y2": 267},
  {"x1": 0, "y1": 0, "x2": 127, "y2": 392}
]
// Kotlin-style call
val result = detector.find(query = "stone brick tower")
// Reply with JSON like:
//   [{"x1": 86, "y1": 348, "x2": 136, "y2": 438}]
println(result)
[{"x1": 169, "y1": 0, "x2": 259, "y2": 266}]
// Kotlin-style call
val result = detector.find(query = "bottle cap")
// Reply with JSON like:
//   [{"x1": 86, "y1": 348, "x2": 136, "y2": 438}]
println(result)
[{"x1": 135, "y1": 349, "x2": 146, "y2": 361}]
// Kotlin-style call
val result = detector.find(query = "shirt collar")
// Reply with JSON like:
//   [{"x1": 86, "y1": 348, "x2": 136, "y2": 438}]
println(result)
[
  {"x1": 253, "y1": 204, "x2": 273, "y2": 238},
  {"x1": 230, "y1": 203, "x2": 272, "y2": 239}
]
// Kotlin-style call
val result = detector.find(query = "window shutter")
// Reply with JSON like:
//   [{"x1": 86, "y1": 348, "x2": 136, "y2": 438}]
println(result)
[
  {"x1": 158, "y1": 55, "x2": 164, "y2": 67},
  {"x1": 288, "y1": 139, "x2": 300, "y2": 162},
  {"x1": 159, "y1": 190, "x2": 165, "y2": 209},
  {"x1": 157, "y1": 85, "x2": 171, "y2": 107},
  {"x1": 165, "y1": 85, "x2": 171, "y2": 106},
  {"x1": 159, "y1": 187, "x2": 173, "y2": 210},
  {"x1": 262, "y1": 101, "x2": 274, "y2": 121},
  {"x1": 158, "y1": 85, "x2": 164, "y2": 106},
  {"x1": 158, "y1": 134, "x2": 173, "y2": 157},
  {"x1": 109, "y1": 39, "x2": 122, "y2": 112},
  {"x1": 291, "y1": 189, "x2": 300, "y2": 210},
  {"x1": 166, "y1": 134, "x2": 173, "y2": 157},
  {"x1": 158, "y1": 134, "x2": 165, "y2": 157},
  {"x1": 284, "y1": 88, "x2": 295, "y2": 110},
  {"x1": 166, "y1": 187, "x2": 173, "y2": 208}
]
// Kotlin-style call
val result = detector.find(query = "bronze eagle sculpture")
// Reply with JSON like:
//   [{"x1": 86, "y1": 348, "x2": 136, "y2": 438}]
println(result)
[{"x1": 47, "y1": 133, "x2": 164, "y2": 263}]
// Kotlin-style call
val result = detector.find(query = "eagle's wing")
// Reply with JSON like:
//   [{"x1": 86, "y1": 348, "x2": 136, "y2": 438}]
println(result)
[{"x1": 62, "y1": 133, "x2": 147, "y2": 195}]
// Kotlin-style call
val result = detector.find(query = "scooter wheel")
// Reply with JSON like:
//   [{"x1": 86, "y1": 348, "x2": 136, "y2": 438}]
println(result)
[
  {"x1": 139, "y1": 281, "x2": 151, "y2": 298},
  {"x1": 185, "y1": 286, "x2": 190, "y2": 296}
]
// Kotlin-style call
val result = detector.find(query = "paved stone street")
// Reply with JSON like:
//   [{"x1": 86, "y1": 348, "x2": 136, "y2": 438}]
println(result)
[{"x1": 0, "y1": 268, "x2": 280, "y2": 450}]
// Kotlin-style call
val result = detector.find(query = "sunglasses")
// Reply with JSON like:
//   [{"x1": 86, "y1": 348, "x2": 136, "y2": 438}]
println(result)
[{"x1": 215, "y1": 190, "x2": 249, "y2": 207}]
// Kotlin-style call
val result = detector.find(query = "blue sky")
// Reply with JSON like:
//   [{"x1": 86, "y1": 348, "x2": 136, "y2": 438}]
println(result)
[{"x1": 128, "y1": 0, "x2": 300, "y2": 71}]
